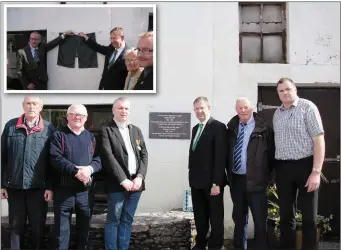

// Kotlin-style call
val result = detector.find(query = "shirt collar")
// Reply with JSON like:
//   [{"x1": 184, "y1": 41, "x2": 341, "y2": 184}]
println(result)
[
  {"x1": 113, "y1": 117, "x2": 130, "y2": 129},
  {"x1": 199, "y1": 115, "x2": 210, "y2": 126},
  {"x1": 280, "y1": 97, "x2": 300, "y2": 110},
  {"x1": 115, "y1": 41, "x2": 126, "y2": 53},
  {"x1": 67, "y1": 125, "x2": 85, "y2": 135},
  {"x1": 240, "y1": 116, "x2": 254, "y2": 126},
  {"x1": 24, "y1": 116, "x2": 39, "y2": 128}
]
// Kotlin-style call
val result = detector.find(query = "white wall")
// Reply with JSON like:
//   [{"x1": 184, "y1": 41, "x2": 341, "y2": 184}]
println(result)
[
  {"x1": 2, "y1": 2, "x2": 340, "y2": 238},
  {"x1": 6, "y1": 5, "x2": 153, "y2": 90}
]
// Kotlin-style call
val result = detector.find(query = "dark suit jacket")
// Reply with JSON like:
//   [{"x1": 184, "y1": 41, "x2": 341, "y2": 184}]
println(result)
[
  {"x1": 188, "y1": 117, "x2": 228, "y2": 189},
  {"x1": 100, "y1": 121, "x2": 148, "y2": 192},
  {"x1": 85, "y1": 39, "x2": 128, "y2": 90},
  {"x1": 133, "y1": 67, "x2": 153, "y2": 90},
  {"x1": 16, "y1": 35, "x2": 63, "y2": 90}
]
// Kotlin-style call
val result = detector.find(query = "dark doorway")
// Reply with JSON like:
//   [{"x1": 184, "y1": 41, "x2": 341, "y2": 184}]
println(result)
[{"x1": 258, "y1": 86, "x2": 340, "y2": 239}]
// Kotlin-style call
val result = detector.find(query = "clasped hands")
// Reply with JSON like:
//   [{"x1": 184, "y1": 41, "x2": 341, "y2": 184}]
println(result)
[
  {"x1": 121, "y1": 177, "x2": 143, "y2": 192},
  {"x1": 75, "y1": 166, "x2": 92, "y2": 185}
]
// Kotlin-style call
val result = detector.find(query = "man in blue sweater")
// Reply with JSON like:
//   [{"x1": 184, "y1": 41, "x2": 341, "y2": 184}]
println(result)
[{"x1": 50, "y1": 104, "x2": 102, "y2": 250}]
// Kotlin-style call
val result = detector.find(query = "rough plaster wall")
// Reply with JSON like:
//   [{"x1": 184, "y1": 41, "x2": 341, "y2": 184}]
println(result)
[{"x1": 288, "y1": 2, "x2": 340, "y2": 65}]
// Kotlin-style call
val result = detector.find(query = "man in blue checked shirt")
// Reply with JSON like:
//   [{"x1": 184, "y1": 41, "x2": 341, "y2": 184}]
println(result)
[{"x1": 226, "y1": 97, "x2": 275, "y2": 250}]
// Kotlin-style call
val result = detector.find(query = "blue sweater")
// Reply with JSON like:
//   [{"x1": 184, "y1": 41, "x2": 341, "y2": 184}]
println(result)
[{"x1": 50, "y1": 126, "x2": 101, "y2": 190}]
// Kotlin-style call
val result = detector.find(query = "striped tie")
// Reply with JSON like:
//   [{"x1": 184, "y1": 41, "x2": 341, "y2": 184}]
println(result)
[
  {"x1": 34, "y1": 48, "x2": 40, "y2": 62},
  {"x1": 107, "y1": 49, "x2": 118, "y2": 70},
  {"x1": 192, "y1": 123, "x2": 204, "y2": 151},
  {"x1": 233, "y1": 124, "x2": 245, "y2": 174}
]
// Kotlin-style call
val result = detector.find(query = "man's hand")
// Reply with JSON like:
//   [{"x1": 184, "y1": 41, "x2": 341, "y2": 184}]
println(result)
[
  {"x1": 75, "y1": 166, "x2": 92, "y2": 184},
  {"x1": 27, "y1": 83, "x2": 35, "y2": 90},
  {"x1": 131, "y1": 177, "x2": 143, "y2": 191},
  {"x1": 121, "y1": 179, "x2": 134, "y2": 191},
  {"x1": 44, "y1": 190, "x2": 53, "y2": 201},
  {"x1": 1, "y1": 188, "x2": 8, "y2": 199},
  {"x1": 78, "y1": 32, "x2": 89, "y2": 40},
  {"x1": 305, "y1": 171, "x2": 321, "y2": 192},
  {"x1": 210, "y1": 185, "x2": 220, "y2": 196},
  {"x1": 63, "y1": 30, "x2": 74, "y2": 36}
]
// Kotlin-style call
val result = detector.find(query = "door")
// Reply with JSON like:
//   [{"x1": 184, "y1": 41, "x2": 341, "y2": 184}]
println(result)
[{"x1": 258, "y1": 86, "x2": 340, "y2": 238}]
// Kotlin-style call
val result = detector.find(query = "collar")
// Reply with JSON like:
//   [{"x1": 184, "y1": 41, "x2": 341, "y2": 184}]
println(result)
[
  {"x1": 67, "y1": 125, "x2": 85, "y2": 135},
  {"x1": 115, "y1": 41, "x2": 126, "y2": 52},
  {"x1": 30, "y1": 45, "x2": 38, "y2": 52},
  {"x1": 280, "y1": 97, "x2": 300, "y2": 110},
  {"x1": 113, "y1": 117, "x2": 130, "y2": 129},
  {"x1": 198, "y1": 115, "x2": 210, "y2": 127},
  {"x1": 240, "y1": 116, "x2": 254, "y2": 126},
  {"x1": 16, "y1": 114, "x2": 44, "y2": 132}
]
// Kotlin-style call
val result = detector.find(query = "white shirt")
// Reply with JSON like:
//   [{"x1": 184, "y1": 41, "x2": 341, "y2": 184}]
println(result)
[
  {"x1": 193, "y1": 115, "x2": 210, "y2": 144},
  {"x1": 114, "y1": 118, "x2": 137, "y2": 175}
]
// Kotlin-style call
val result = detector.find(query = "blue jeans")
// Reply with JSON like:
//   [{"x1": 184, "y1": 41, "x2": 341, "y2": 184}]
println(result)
[
  {"x1": 105, "y1": 191, "x2": 141, "y2": 250},
  {"x1": 53, "y1": 188, "x2": 91, "y2": 250}
]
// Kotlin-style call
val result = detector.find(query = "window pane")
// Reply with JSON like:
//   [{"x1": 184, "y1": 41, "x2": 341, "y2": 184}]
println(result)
[
  {"x1": 241, "y1": 35, "x2": 261, "y2": 63},
  {"x1": 241, "y1": 5, "x2": 261, "y2": 23},
  {"x1": 241, "y1": 22, "x2": 261, "y2": 33},
  {"x1": 263, "y1": 35, "x2": 283, "y2": 63},
  {"x1": 90, "y1": 111, "x2": 112, "y2": 129},
  {"x1": 263, "y1": 5, "x2": 282, "y2": 23},
  {"x1": 263, "y1": 22, "x2": 283, "y2": 33},
  {"x1": 42, "y1": 109, "x2": 67, "y2": 129}
]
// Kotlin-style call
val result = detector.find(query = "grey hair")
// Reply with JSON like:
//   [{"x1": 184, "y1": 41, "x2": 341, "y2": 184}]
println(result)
[
  {"x1": 125, "y1": 48, "x2": 138, "y2": 57},
  {"x1": 67, "y1": 104, "x2": 88, "y2": 115},
  {"x1": 193, "y1": 96, "x2": 209, "y2": 105},
  {"x1": 235, "y1": 97, "x2": 253, "y2": 108},
  {"x1": 22, "y1": 96, "x2": 43, "y2": 106},
  {"x1": 113, "y1": 97, "x2": 129, "y2": 108}
]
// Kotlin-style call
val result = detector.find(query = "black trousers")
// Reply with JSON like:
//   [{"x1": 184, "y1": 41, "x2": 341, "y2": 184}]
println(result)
[
  {"x1": 275, "y1": 156, "x2": 318, "y2": 250},
  {"x1": 7, "y1": 188, "x2": 47, "y2": 250},
  {"x1": 230, "y1": 174, "x2": 268, "y2": 250},
  {"x1": 191, "y1": 187, "x2": 224, "y2": 249},
  {"x1": 57, "y1": 33, "x2": 98, "y2": 68}
]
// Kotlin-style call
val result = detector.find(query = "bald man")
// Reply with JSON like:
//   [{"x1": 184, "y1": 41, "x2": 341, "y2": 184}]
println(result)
[{"x1": 226, "y1": 98, "x2": 275, "y2": 250}]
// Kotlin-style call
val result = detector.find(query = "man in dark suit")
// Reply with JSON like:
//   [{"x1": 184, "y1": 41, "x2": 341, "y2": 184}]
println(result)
[
  {"x1": 133, "y1": 31, "x2": 154, "y2": 91},
  {"x1": 78, "y1": 27, "x2": 128, "y2": 90},
  {"x1": 188, "y1": 96, "x2": 227, "y2": 250},
  {"x1": 16, "y1": 31, "x2": 73, "y2": 90},
  {"x1": 226, "y1": 97, "x2": 275, "y2": 250},
  {"x1": 100, "y1": 97, "x2": 148, "y2": 250}
]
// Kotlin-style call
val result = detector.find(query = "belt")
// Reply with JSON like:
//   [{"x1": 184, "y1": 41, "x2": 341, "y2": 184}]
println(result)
[{"x1": 277, "y1": 155, "x2": 313, "y2": 164}]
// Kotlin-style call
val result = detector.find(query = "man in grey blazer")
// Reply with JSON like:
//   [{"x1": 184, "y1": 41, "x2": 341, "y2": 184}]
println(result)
[{"x1": 16, "y1": 30, "x2": 73, "y2": 90}]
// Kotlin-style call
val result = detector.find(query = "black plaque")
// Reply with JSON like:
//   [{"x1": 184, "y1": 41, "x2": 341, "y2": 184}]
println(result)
[{"x1": 149, "y1": 112, "x2": 191, "y2": 139}]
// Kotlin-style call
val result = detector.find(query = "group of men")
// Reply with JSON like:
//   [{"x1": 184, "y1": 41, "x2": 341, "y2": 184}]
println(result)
[
  {"x1": 189, "y1": 78, "x2": 324, "y2": 250},
  {"x1": 16, "y1": 27, "x2": 154, "y2": 90},
  {"x1": 1, "y1": 77, "x2": 324, "y2": 250},
  {"x1": 1, "y1": 96, "x2": 148, "y2": 250}
]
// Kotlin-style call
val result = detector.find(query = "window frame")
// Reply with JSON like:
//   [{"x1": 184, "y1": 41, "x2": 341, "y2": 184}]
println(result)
[{"x1": 239, "y1": 2, "x2": 287, "y2": 64}]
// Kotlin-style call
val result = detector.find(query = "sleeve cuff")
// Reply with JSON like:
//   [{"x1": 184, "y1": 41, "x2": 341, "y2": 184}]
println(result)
[
  {"x1": 89, "y1": 166, "x2": 94, "y2": 174},
  {"x1": 61, "y1": 34, "x2": 65, "y2": 39}
]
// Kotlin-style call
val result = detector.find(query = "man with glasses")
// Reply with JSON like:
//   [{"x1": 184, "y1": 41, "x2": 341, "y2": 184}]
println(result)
[
  {"x1": 16, "y1": 30, "x2": 73, "y2": 90},
  {"x1": 78, "y1": 27, "x2": 128, "y2": 90},
  {"x1": 133, "y1": 31, "x2": 154, "y2": 90},
  {"x1": 50, "y1": 104, "x2": 101, "y2": 250}
]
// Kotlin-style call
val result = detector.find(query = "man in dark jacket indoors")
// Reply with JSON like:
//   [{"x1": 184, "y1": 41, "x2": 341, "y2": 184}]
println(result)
[{"x1": 226, "y1": 97, "x2": 275, "y2": 250}]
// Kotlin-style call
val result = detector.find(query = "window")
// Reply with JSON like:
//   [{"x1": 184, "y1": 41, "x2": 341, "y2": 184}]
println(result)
[{"x1": 239, "y1": 2, "x2": 287, "y2": 63}]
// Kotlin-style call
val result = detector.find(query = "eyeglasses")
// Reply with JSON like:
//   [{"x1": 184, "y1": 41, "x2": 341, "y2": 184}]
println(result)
[
  {"x1": 29, "y1": 37, "x2": 41, "y2": 41},
  {"x1": 125, "y1": 58, "x2": 137, "y2": 63},
  {"x1": 135, "y1": 48, "x2": 153, "y2": 53},
  {"x1": 67, "y1": 113, "x2": 87, "y2": 119}
]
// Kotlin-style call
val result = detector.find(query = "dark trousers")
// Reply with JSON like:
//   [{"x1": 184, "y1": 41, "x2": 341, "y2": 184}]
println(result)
[
  {"x1": 275, "y1": 156, "x2": 318, "y2": 250},
  {"x1": 53, "y1": 188, "x2": 91, "y2": 250},
  {"x1": 7, "y1": 188, "x2": 47, "y2": 250},
  {"x1": 230, "y1": 174, "x2": 268, "y2": 250},
  {"x1": 191, "y1": 187, "x2": 224, "y2": 249}
]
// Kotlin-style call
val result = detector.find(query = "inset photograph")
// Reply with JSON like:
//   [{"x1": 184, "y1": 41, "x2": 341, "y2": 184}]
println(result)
[{"x1": 5, "y1": 3, "x2": 156, "y2": 93}]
